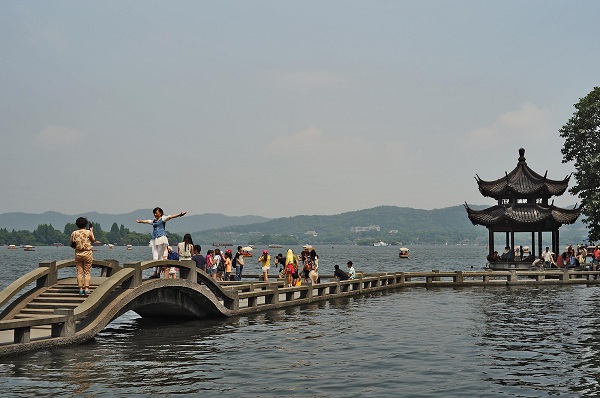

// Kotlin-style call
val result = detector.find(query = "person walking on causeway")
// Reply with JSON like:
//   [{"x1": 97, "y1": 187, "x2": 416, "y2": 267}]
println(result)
[{"x1": 136, "y1": 207, "x2": 186, "y2": 278}]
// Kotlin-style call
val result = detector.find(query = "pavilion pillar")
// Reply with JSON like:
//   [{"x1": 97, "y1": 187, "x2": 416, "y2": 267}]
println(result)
[
  {"x1": 537, "y1": 231, "x2": 543, "y2": 259},
  {"x1": 505, "y1": 232, "x2": 510, "y2": 250},
  {"x1": 488, "y1": 229, "x2": 494, "y2": 256},
  {"x1": 510, "y1": 230, "x2": 515, "y2": 256},
  {"x1": 531, "y1": 232, "x2": 536, "y2": 257}
]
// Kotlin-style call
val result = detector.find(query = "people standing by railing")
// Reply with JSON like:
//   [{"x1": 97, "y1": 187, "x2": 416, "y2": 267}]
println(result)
[
  {"x1": 166, "y1": 246, "x2": 178, "y2": 279},
  {"x1": 192, "y1": 245, "x2": 206, "y2": 272},
  {"x1": 309, "y1": 249, "x2": 319, "y2": 284},
  {"x1": 275, "y1": 253, "x2": 285, "y2": 276},
  {"x1": 206, "y1": 249, "x2": 216, "y2": 279},
  {"x1": 542, "y1": 247, "x2": 555, "y2": 268},
  {"x1": 214, "y1": 249, "x2": 224, "y2": 281},
  {"x1": 284, "y1": 249, "x2": 299, "y2": 287},
  {"x1": 234, "y1": 246, "x2": 244, "y2": 281},
  {"x1": 136, "y1": 207, "x2": 186, "y2": 278},
  {"x1": 334, "y1": 264, "x2": 349, "y2": 281},
  {"x1": 257, "y1": 250, "x2": 271, "y2": 282},
  {"x1": 347, "y1": 261, "x2": 356, "y2": 279},
  {"x1": 224, "y1": 250, "x2": 233, "y2": 281},
  {"x1": 177, "y1": 234, "x2": 193, "y2": 261}
]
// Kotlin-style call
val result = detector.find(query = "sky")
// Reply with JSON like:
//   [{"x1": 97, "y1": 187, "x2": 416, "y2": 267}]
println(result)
[{"x1": 1, "y1": 1, "x2": 599, "y2": 219}]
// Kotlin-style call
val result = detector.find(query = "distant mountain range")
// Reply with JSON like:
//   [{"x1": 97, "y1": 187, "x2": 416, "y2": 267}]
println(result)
[
  {"x1": 0, "y1": 205, "x2": 589, "y2": 246},
  {"x1": 189, "y1": 205, "x2": 588, "y2": 246}
]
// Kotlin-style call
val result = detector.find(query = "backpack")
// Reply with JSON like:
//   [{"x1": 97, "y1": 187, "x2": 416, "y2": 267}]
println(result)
[{"x1": 167, "y1": 250, "x2": 179, "y2": 261}]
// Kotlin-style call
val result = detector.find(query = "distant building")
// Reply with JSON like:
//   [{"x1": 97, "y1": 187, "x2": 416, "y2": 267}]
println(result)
[{"x1": 351, "y1": 225, "x2": 380, "y2": 232}]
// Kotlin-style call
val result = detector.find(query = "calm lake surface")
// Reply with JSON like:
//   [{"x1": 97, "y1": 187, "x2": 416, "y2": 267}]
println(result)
[{"x1": 1, "y1": 244, "x2": 599, "y2": 397}]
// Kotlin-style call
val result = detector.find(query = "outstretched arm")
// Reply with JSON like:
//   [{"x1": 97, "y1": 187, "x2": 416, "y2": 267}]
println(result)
[
  {"x1": 136, "y1": 219, "x2": 152, "y2": 224},
  {"x1": 165, "y1": 211, "x2": 187, "y2": 221}
]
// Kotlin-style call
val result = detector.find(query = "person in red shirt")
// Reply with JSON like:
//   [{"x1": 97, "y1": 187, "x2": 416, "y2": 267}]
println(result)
[{"x1": 556, "y1": 252, "x2": 565, "y2": 268}]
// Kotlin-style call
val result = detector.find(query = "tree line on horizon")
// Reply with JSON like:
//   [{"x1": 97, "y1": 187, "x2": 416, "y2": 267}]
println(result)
[{"x1": 0, "y1": 222, "x2": 182, "y2": 247}]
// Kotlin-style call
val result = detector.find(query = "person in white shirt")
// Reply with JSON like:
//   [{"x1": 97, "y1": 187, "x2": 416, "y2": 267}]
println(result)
[
  {"x1": 542, "y1": 247, "x2": 555, "y2": 268},
  {"x1": 347, "y1": 261, "x2": 356, "y2": 279}
]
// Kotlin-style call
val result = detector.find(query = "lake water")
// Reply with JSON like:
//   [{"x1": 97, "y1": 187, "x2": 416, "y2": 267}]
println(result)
[{"x1": 1, "y1": 244, "x2": 599, "y2": 397}]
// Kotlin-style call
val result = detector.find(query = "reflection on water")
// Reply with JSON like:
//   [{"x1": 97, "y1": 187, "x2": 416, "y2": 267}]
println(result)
[{"x1": 2, "y1": 246, "x2": 600, "y2": 396}]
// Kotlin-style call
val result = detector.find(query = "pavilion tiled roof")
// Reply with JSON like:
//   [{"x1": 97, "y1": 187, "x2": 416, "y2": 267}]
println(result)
[
  {"x1": 464, "y1": 203, "x2": 581, "y2": 227},
  {"x1": 476, "y1": 148, "x2": 571, "y2": 199}
]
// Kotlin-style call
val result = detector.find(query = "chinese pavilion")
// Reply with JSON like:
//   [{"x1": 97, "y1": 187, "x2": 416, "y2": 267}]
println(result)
[{"x1": 464, "y1": 148, "x2": 581, "y2": 269}]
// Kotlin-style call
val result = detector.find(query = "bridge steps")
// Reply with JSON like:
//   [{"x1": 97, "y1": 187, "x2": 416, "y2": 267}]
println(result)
[
  {"x1": 18, "y1": 309, "x2": 57, "y2": 316},
  {"x1": 26, "y1": 302, "x2": 80, "y2": 309},
  {"x1": 11, "y1": 284, "x2": 96, "y2": 321}
]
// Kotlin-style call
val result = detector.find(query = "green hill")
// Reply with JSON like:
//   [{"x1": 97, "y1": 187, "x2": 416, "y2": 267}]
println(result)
[{"x1": 191, "y1": 205, "x2": 590, "y2": 246}]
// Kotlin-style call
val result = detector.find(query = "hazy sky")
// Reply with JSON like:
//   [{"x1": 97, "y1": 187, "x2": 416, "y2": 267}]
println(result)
[{"x1": 2, "y1": 1, "x2": 598, "y2": 218}]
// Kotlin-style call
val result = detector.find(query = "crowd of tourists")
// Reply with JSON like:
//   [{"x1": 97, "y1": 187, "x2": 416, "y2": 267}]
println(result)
[
  {"x1": 488, "y1": 242, "x2": 600, "y2": 271},
  {"x1": 131, "y1": 207, "x2": 360, "y2": 283},
  {"x1": 534, "y1": 244, "x2": 599, "y2": 270}
]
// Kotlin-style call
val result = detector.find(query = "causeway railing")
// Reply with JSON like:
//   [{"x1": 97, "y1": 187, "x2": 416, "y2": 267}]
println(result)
[{"x1": 2, "y1": 263, "x2": 600, "y2": 348}]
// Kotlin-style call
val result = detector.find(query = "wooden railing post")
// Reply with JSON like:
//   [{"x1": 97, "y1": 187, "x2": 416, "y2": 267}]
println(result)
[{"x1": 38, "y1": 261, "x2": 57, "y2": 287}]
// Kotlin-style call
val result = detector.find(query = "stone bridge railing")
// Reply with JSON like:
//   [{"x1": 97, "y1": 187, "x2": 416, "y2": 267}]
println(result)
[{"x1": 2, "y1": 263, "x2": 600, "y2": 356}]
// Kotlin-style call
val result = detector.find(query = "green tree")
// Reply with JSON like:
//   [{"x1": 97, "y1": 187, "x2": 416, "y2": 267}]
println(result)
[
  {"x1": 560, "y1": 86, "x2": 600, "y2": 241},
  {"x1": 107, "y1": 222, "x2": 121, "y2": 244},
  {"x1": 33, "y1": 224, "x2": 67, "y2": 245}
]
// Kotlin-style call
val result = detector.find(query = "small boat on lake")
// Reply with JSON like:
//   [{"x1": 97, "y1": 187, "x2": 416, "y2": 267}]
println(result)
[
  {"x1": 23, "y1": 245, "x2": 35, "y2": 251},
  {"x1": 399, "y1": 247, "x2": 409, "y2": 258},
  {"x1": 127, "y1": 244, "x2": 133, "y2": 250},
  {"x1": 373, "y1": 241, "x2": 389, "y2": 247},
  {"x1": 8, "y1": 245, "x2": 17, "y2": 250},
  {"x1": 241, "y1": 246, "x2": 253, "y2": 257}
]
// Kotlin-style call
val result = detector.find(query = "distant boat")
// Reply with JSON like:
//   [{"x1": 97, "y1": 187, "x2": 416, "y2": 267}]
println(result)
[
  {"x1": 399, "y1": 247, "x2": 409, "y2": 258},
  {"x1": 53, "y1": 242, "x2": 64, "y2": 247},
  {"x1": 268, "y1": 244, "x2": 283, "y2": 248},
  {"x1": 241, "y1": 246, "x2": 253, "y2": 257},
  {"x1": 373, "y1": 241, "x2": 389, "y2": 247},
  {"x1": 108, "y1": 244, "x2": 114, "y2": 249},
  {"x1": 23, "y1": 245, "x2": 35, "y2": 251},
  {"x1": 8, "y1": 244, "x2": 17, "y2": 249},
  {"x1": 127, "y1": 244, "x2": 133, "y2": 250}
]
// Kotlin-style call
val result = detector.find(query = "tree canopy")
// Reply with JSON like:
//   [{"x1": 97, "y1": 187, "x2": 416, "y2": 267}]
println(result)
[{"x1": 560, "y1": 86, "x2": 600, "y2": 241}]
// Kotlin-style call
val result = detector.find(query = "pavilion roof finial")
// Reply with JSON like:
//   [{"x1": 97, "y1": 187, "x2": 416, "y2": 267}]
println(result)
[{"x1": 518, "y1": 148, "x2": 526, "y2": 163}]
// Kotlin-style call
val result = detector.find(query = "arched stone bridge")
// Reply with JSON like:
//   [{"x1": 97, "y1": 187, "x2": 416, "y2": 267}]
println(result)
[{"x1": 1, "y1": 258, "x2": 600, "y2": 357}]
